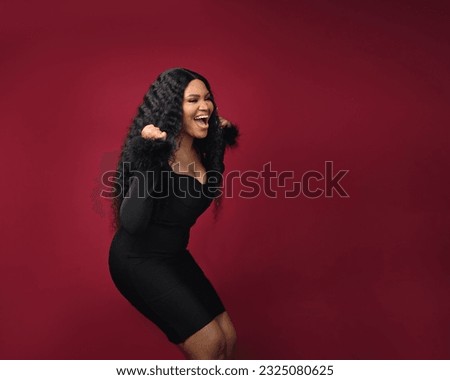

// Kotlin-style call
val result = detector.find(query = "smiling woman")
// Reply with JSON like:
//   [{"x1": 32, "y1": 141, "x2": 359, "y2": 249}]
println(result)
[
  {"x1": 183, "y1": 79, "x2": 214, "y2": 133},
  {"x1": 108, "y1": 68, "x2": 239, "y2": 360}
]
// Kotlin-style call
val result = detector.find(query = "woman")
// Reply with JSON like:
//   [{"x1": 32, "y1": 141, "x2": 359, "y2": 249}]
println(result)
[{"x1": 108, "y1": 68, "x2": 239, "y2": 359}]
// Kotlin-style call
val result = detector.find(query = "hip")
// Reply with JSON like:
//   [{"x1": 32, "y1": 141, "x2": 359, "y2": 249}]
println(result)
[{"x1": 109, "y1": 225, "x2": 190, "y2": 258}]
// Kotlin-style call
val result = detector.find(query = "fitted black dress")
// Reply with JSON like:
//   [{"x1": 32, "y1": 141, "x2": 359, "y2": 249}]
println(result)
[{"x1": 108, "y1": 136, "x2": 226, "y2": 344}]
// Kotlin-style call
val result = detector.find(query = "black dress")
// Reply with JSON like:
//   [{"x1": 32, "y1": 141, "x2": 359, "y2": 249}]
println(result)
[{"x1": 108, "y1": 136, "x2": 226, "y2": 344}]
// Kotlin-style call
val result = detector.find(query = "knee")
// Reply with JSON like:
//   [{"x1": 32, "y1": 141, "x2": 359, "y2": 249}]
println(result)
[
  {"x1": 180, "y1": 327, "x2": 227, "y2": 360},
  {"x1": 224, "y1": 327, "x2": 237, "y2": 358},
  {"x1": 206, "y1": 330, "x2": 227, "y2": 360}
]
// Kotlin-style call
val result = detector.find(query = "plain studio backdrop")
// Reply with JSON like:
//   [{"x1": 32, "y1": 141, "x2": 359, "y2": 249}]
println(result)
[{"x1": 1, "y1": 0, "x2": 449, "y2": 359}]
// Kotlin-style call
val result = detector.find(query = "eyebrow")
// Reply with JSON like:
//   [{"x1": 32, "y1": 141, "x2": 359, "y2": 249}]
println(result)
[{"x1": 186, "y1": 92, "x2": 211, "y2": 97}]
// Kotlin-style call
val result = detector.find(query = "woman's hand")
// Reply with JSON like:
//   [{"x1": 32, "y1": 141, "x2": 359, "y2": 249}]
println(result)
[
  {"x1": 218, "y1": 116, "x2": 232, "y2": 129},
  {"x1": 141, "y1": 124, "x2": 167, "y2": 140}
]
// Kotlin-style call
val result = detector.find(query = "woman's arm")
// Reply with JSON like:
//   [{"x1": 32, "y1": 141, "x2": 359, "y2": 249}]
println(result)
[{"x1": 119, "y1": 130, "x2": 171, "y2": 234}]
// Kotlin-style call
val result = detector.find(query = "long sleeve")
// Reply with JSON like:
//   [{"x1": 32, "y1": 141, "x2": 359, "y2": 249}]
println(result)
[
  {"x1": 120, "y1": 171, "x2": 157, "y2": 235},
  {"x1": 119, "y1": 136, "x2": 172, "y2": 235}
]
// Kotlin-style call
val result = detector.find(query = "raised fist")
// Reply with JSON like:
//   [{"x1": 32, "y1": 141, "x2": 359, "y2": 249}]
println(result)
[
  {"x1": 141, "y1": 124, "x2": 167, "y2": 140},
  {"x1": 218, "y1": 116, "x2": 231, "y2": 129}
]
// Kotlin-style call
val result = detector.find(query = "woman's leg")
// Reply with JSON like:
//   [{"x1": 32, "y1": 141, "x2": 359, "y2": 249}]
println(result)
[
  {"x1": 177, "y1": 319, "x2": 227, "y2": 359},
  {"x1": 214, "y1": 311, "x2": 237, "y2": 359}
]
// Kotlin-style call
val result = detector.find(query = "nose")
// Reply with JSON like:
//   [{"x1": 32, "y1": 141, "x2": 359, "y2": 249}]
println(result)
[{"x1": 199, "y1": 99, "x2": 211, "y2": 112}]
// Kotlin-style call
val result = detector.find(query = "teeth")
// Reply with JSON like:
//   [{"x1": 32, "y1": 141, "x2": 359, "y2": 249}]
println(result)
[{"x1": 194, "y1": 115, "x2": 209, "y2": 120}]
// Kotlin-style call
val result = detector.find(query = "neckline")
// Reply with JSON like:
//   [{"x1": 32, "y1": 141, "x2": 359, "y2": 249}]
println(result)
[{"x1": 168, "y1": 166, "x2": 208, "y2": 187}]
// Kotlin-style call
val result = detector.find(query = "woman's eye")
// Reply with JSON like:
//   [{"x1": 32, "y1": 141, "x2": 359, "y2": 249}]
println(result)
[{"x1": 187, "y1": 97, "x2": 211, "y2": 103}]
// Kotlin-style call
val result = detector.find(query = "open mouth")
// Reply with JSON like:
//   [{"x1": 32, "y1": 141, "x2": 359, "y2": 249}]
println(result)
[{"x1": 194, "y1": 115, "x2": 209, "y2": 127}]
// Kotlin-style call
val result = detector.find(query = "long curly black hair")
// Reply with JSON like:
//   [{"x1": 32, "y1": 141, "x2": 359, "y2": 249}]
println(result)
[{"x1": 111, "y1": 68, "x2": 237, "y2": 231}]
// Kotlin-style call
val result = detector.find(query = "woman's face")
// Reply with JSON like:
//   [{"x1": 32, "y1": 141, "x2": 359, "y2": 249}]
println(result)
[{"x1": 181, "y1": 79, "x2": 214, "y2": 139}]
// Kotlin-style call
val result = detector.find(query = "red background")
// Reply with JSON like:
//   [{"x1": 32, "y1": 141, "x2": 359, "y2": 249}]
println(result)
[{"x1": 1, "y1": 0, "x2": 449, "y2": 359}]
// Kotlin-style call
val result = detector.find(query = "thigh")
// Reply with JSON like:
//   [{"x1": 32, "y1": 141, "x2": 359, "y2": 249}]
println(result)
[
  {"x1": 214, "y1": 311, "x2": 237, "y2": 342},
  {"x1": 128, "y1": 253, "x2": 226, "y2": 344},
  {"x1": 177, "y1": 318, "x2": 226, "y2": 359}
]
